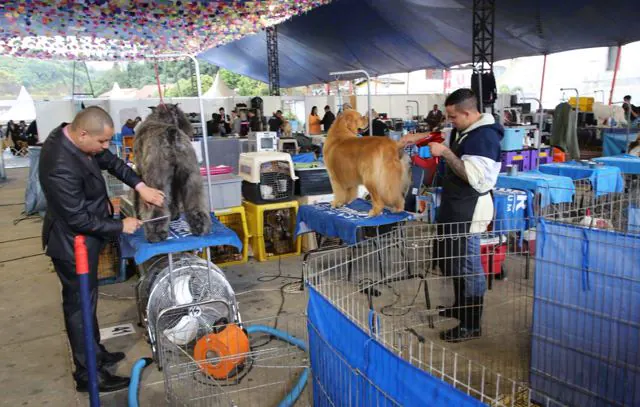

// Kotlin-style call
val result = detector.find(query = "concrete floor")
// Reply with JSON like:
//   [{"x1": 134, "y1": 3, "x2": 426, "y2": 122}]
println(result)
[{"x1": 0, "y1": 167, "x2": 309, "y2": 407}]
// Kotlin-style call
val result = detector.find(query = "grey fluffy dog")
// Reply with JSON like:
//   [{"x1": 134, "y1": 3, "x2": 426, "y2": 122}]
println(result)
[{"x1": 133, "y1": 104, "x2": 211, "y2": 242}]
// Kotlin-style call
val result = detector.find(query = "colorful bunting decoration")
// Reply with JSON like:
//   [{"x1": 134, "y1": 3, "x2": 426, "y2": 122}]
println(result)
[{"x1": 0, "y1": 1, "x2": 331, "y2": 60}]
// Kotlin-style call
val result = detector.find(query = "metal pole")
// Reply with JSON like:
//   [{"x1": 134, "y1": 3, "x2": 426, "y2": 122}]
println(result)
[
  {"x1": 145, "y1": 53, "x2": 213, "y2": 213},
  {"x1": 608, "y1": 45, "x2": 622, "y2": 106},
  {"x1": 74, "y1": 236, "x2": 100, "y2": 407},
  {"x1": 539, "y1": 54, "x2": 547, "y2": 103},
  {"x1": 330, "y1": 70, "x2": 372, "y2": 136}
]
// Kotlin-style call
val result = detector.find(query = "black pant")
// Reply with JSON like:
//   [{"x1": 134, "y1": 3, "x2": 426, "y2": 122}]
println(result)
[{"x1": 52, "y1": 241, "x2": 106, "y2": 381}]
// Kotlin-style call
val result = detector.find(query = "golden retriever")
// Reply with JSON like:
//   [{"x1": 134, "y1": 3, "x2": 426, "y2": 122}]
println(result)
[{"x1": 323, "y1": 110, "x2": 410, "y2": 216}]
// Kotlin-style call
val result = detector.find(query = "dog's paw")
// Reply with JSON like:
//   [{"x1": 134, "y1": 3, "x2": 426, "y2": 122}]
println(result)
[
  {"x1": 187, "y1": 211, "x2": 211, "y2": 236},
  {"x1": 331, "y1": 200, "x2": 344, "y2": 208},
  {"x1": 368, "y1": 208, "x2": 383, "y2": 217},
  {"x1": 145, "y1": 225, "x2": 168, "y2": 243}
]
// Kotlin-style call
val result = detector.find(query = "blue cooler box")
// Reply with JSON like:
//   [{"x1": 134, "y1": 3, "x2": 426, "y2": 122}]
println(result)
[{"x1": 501, "y1": 128, "x2": 525, "y2": 151}]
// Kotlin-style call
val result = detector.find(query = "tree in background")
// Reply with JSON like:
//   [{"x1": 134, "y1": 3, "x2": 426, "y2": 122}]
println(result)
[
  {"x1": 165, "y1": 75, "x2": 214, "y2": 97},
  {"x1": 219, "y1": 68, "x2": 268, "y2": 96}
]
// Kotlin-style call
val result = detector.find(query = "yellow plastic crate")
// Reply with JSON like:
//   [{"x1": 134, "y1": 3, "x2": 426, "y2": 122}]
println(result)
[
  {"x1": 243, "y1": 200, "x2": 301, "y2": 262},
  {"x1": 568, "y1": 97, "x2": 594, "y2": 112},
  {"x1": 199, "y1": 206, "x2": 249, "y2": 267}
]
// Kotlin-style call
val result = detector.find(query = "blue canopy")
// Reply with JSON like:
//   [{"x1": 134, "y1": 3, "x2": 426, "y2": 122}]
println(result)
[{"x1": 198, "y1": 0, "x2": 640, "y2": 87}]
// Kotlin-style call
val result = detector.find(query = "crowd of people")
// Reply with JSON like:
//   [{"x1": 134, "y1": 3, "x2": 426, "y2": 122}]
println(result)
[{"x1": 2, "y1": 119, "x2": 39, "y2": 155}]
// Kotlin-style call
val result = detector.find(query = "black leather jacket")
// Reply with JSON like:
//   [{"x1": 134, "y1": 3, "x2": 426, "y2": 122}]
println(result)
[{"x1": 39, "y1": 124, "x2": 142, "y2": 261}]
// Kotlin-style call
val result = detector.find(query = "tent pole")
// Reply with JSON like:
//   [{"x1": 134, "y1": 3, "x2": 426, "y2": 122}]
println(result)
[
  {"x1": 539, "y1": 54, "x2": 547, "y2": 103},
  {"x1": 608, "y1": 44, "x2": 622, "y2": 105}
]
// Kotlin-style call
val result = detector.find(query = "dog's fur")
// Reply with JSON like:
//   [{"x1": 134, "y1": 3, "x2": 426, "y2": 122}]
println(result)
[
  {"x1": 323, "y1": 110, "x2": 410, "y2": 217},
  {"x1": 133, "y1": 104, "x2": 211, "y2": 242}
]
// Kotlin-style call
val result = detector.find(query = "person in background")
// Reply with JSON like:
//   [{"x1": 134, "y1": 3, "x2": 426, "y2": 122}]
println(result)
[
  {"x1": 268, "y1": 110, "x2": 284, "y2": 133},
  {"x1": 321, "y1": 105, "x2": 335, "y2": 132},
  {"x1": 121, "y1": 119, "x2": 136, "y2": 136},
  {"x1": 39, "y1": 106, "x2": 165, "y2": 392},
  {"x1": 206, "y1": 113, "x2": 222, "y2": 136},
  {"x1": 308, "y1": 106, "x2": 322, "y2": 135},
  {"x1": 426, "y1": 104, "x2": 444, "y2": 130},
  {"x1": 219, "y1": 107, "x2": 231, "y2": 134},
  {"x1": 400, "y1": 88, "x2": 503, "y2": 342},
  {"x1": 230, "y1": 109, "x2": 242, "y2": 135},
  {"x1": 25, "y1": 119, "x2": 39, "y2": 145},
  {"x1": 7, "y1": 120, "x2": 22, "y2": 155},
  {"x1": 362, "y1": 109, "x2": 388, "y2": 136},
  {"x1": 248, "y1": 109, "x2": 262, "y2": 132},
  {"x1": 622, "y1": 95, "x2": 640, "y2": 126}
]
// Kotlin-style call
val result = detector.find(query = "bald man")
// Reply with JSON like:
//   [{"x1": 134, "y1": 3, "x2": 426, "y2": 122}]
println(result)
[{"x1": 40, "y1": 106, "x2": 164, "y2": 392}]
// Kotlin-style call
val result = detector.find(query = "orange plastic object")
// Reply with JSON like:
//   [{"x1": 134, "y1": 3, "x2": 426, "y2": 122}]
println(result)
[
  {"x1": 193, "y1": 324, "x2": 250, "y2": 379},
  {"x1": 552, "y1": 147, "x2": 566, "y2": 163},
  {"x1": 74, "y1": 235, "x2": 89, "y2": 275}
]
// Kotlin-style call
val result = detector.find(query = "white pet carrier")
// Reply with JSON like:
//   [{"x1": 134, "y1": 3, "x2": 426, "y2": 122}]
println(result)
[
  {"x1": 239, "y1": 152, "x2": 298, "y2": 204},
  {"x1": 247, "y1": 131, "x2": 278, "y2": 152}
]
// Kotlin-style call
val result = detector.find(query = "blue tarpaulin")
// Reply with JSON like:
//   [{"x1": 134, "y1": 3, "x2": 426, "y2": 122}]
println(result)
[
  {"x1": 198, "y1": 0, "x2": 640, "y2": 87},
  {"x1": 594, "y1": 155, "x2": 640, "y2": 175},
  {"x1": 496, "y1": 171, "x2": 575, "y2": 209},
  {"x1": 120, "y1": 214, "x2": 242, "y2": 264},
  {"x1": 538, "y1": 162, "x2": 625, "y2": 197},
  {"x1": 295, "y1": 198, "x2": 412, "y2": 245},
  {"x1": 531, "y1": 220, "x2": 640, "y2": 407},
  {"x1": 307, "y1": 286, "x2": 484, "y2": 406},
  {"x1": 602, "y1": 130, "x2": 639, "y2": 156}
]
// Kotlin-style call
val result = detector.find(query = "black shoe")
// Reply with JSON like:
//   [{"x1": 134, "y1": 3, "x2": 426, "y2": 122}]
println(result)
[
  {"x1": 102, "y1": 351, "x2": 126, "y2": 366},
  {"x1": 76, "y1": 370, "x2": 130, "y2": 393},
  {"x1": 439, "y1": 326, "x2": 482, "y2": 343}
]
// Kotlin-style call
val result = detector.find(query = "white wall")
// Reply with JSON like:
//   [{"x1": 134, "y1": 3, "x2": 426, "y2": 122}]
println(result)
[
  {"x1": 354, "y1": 94, "x2": 447, "y2": 119},
  {"x1": 35, "y1": 101, "x2": 75, "y2": 141}
]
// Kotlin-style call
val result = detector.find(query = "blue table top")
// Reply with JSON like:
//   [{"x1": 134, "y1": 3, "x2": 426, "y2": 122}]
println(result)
[
  {"x1": 295, "y1": 198, "x2": 413, "y2": 246},
  {"x1": 120, "y1": 214, "x2": 242, "y2": 264},
  {"x1": 496, "y1": 171, "x2": 575, "y2": 208},
  {"x1": 593, "y1": 155, "x2": 640, "y2": 175},
  {"x1": 538, "y1": 162, "x2": 624, "y2": 197}
]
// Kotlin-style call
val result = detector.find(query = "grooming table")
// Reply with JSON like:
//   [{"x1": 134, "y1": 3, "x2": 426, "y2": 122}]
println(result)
[
  {"x1": 538, "y1": 162, "x2": 624, "y2": 197},
  {"x1": 120, "y1": 214, "x2": 243, "y2": 264},
  {"x1": 496, "y1": 171, "x2": 575, "y2": 212},
  {"x1": 295, "y1": 198, "x2": 413, "y2": 246},
  {"x1": 593, "y1": 155, "x2": 640, "y2": 175}
]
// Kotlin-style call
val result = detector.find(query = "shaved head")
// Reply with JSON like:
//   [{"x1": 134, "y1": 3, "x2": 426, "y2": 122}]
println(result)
[
  {"x1": 71, "y1": 106, "x2": 114, "y2": 136},
  {"x1": 445, "y1": 89, "x2": 478, "y2": 113}
]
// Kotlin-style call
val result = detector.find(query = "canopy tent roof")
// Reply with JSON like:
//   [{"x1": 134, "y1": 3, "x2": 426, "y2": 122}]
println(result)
[
  {"x1": 203, "y1": 72, "x2": 235, "y2": 98},
  {"x1": 0, "y1": 1, "x2": 330, "y2": 60},
  {"x1": 198, "y1": 0, "x2": 640, "y2": 87},
  {"x1": 0, "y1": 86, "x2": 36, "y2": 121}
]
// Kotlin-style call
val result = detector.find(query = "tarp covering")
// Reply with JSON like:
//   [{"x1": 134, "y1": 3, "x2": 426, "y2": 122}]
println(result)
[
  {"x1": 307, "y1": 286, "x2": 484, "y2": 406},
  {"x1": 199, "y1": 0, "x2": 640, "y2": 87}
]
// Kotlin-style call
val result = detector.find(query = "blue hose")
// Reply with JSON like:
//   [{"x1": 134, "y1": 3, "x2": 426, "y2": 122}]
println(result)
[
  {"x1": 245, "y1": 325, "x2": 309, "y2": 407},
  {"x1": 128, "y1": 358, "x2": 153, "y2": 407},
  {"x1": 127, "y1": 326, "x2": 308, "y2": 407}
]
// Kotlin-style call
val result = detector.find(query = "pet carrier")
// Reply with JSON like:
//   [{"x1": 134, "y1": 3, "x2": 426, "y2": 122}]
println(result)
[
  {"x1": 294, "y1": 163, "x2": 333, "y2": 196},
  {"x1": 247, "y1": 131, "x2": 278, "y2": 153},
  {"x1": 239, "y1": 152, "x2": 298, "y2": 204},
  {"x1": 278, "y1": 138, "x2": 299, "y2": 155},
  {"x1": 198, "y1": 206, "x2": 249, "y2": 267},
  {"x1": 135, "y1": 253, "x2": 239, "y2": 367},
  {"x1": 243, "y1": 200, "x2": 301, "y2": 262}
]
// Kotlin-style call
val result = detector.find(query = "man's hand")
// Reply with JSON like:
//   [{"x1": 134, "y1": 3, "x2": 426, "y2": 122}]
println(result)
[
  {"x1": 428, "y1": 142, "x2": 448, "y2": 157},
  {"x1": 136, "y1": 184, "x2": 165, "y2": 207},
  {"x1": 398, "y1": 132, "x2": 431, "y2": 147},
  {"x1": 122, "y1": 217, "x2": 142, "y2": 234}
]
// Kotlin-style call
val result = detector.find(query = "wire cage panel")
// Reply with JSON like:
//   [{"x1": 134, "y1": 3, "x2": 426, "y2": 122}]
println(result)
[
  {"x1": 159, "y1": 313, "x2": 311, "y2": 407},
  {"x1": 103, "y1": 171, "x2": 131, "y2": 198},
  {"x1": 97, "y1": 236, "x2": 126, "y2": 285}
]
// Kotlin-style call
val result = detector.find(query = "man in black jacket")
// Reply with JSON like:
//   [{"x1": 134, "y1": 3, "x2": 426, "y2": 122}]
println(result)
[
  {"x1": 40, "y1": 106, "x2": 165, "y2": 393},
  {"x1": 321, "y1": 105, "x2": 335, "y2": 132}
]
